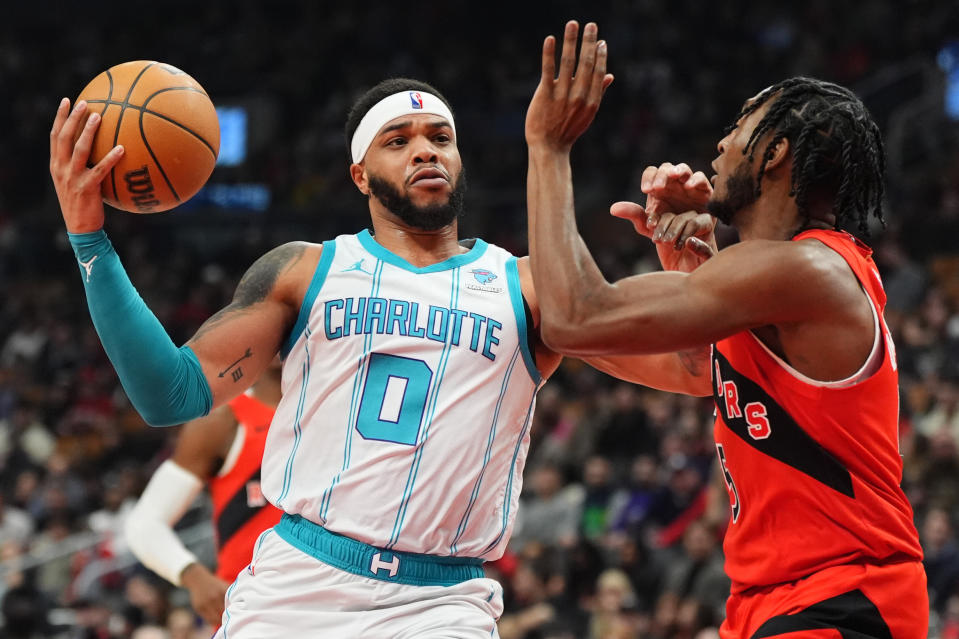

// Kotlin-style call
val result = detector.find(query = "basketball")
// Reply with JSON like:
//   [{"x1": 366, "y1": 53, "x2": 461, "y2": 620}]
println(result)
[{"x1": 76, "y1": 60, "x2": 220, "y2": 213}]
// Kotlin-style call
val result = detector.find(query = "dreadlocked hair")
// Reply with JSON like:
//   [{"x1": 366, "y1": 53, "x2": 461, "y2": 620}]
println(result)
[{"x1": 731, "y1": 77, "x2": 886, "y2": 235}]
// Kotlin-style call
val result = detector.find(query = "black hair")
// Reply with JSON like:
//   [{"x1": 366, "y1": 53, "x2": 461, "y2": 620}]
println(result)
[
  {"x1": 344, "y1": 78, "x2": 454, "y2": 161},
  {"x1": 730, "y1": 77, "x2": 886, "y2": 234}
]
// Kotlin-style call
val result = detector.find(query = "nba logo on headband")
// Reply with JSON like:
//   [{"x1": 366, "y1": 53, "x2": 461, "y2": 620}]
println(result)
[{"x1": 350, "y1": 90, "x2": 456, "y2": 163}]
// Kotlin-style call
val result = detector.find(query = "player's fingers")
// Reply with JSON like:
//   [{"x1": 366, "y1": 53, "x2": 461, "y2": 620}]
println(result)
[
  {"x1": 587, "y1": 39, "x2": 608, "y2": 105},
  {"x1": 49, "y1": 98, "x2": 71, "y2": 164},
  {"x1": 86, "y1": 145, "x2": 125, "y2": 186},
  {"x1": 573, "y1": 23, "x2": 598, "y2": 96},
  {"x1": 652, "y1": 163, "x2": 675, "y2": 190},
  {"x1": 609, "y1": 200, "x2": 645, "y2": 221},
  {"x1": 70, "y1": 111, "x2": 100, "y2": 173},
  {"x1": 652, "y1": 212, "x2": 677, "y2": 241},
  {"x1": 602, "y1": 74, "x2": 614, "y2": 92},
  {"x1": 541, "y1": 35, "x2": 556, "y2": 84},
  {"x1": 610, "y1": 200, "x2": 652, "y2": 237},
  {"x1": 55, "y1": 100, "x2": 87, "y2": 168},
  {"x1": 674, "y1": 212, "x2": 714, "y2": 249},
  {"x1": 640, "y1": 166, "x2": 659, "y2": 193},
  {"x1": 671, "y1": 163, "x2": 693, "y2": 182},
  {"x1": 686, "y1": 236, "x2": 716, "y2": 260},
  {"x1": 556, "y1": 20, "x2": 579, "y2": 95},
  {"x1": 686, "y1": 170, "x2": 712, "y2": 194}
]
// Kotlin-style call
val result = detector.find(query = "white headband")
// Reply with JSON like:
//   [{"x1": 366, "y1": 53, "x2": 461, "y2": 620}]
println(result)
[{"x1": 350, "y1": 90, "x2": 456, "y2": 163}]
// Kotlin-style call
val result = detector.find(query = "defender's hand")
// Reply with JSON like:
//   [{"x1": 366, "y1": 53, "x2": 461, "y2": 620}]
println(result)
[
  {"x1": 641, "y1": 162, "x2": 712, "y2": 215},
  {"x1": 180, "y1": 562, "x2": 229, "y2": 628},
  {"x1": 525, "y1": 20, "x2": 614, "y2": 152},
  {"x1": 49, "y1": 98, "x2": 125, "y2": 234},
  {"x1": 611, "y1": 201, "x2": 716, "y2": 273}
]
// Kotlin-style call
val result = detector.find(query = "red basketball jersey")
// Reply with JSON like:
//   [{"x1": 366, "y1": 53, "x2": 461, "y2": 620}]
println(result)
[
  {"x1": 209, "y1": 393, "x2": 283, "y2": 582},
  {"x1": 712, "y1": 229, "x2": 922, "y2": 593}
]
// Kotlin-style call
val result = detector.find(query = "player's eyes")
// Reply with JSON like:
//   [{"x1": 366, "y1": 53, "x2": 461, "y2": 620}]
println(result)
[
  {"x1": 386, "y1": 137, "x2": 407, "y2": 147},
  {"x1": 722, "y1": 123, "x2": 738, "y2": 136},
  {"x1": 433, "y1": 134, "x2": 451, "y2": 143}
]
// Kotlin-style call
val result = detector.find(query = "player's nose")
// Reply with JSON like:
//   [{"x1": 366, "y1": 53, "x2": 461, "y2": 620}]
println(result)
[{"x1": 410, "y1": 137, "x2": 439, "y2": 164}]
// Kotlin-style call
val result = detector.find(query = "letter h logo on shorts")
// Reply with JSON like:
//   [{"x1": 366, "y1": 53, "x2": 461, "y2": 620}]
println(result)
[{"x1": 370, "y1": 552, "x2": 400, "y2": 578}]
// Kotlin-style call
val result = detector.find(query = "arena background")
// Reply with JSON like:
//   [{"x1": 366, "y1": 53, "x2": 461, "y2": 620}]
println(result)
[{"x1": 2, "y1": 2, "x2": 959, "y2": 637}]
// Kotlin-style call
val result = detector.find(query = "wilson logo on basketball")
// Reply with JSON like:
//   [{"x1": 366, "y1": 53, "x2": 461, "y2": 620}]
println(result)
[{"x1": 123, "y1": 166, "x2": 160, "y2": 212}]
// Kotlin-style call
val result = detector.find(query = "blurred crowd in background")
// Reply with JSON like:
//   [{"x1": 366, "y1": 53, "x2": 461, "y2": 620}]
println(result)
[{"x1": 1, "y1": 1, "x2": 959, "y2": 638}]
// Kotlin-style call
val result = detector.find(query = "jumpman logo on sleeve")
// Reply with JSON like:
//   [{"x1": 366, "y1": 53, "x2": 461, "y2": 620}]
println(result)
[{"x1": 79, "y1": 255, "x2": 99, "y2": 282}]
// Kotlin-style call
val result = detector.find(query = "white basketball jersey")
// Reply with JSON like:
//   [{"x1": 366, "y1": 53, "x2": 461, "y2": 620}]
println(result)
[{"x1": 262, "y1": 230, "x2": 542, "y2": 560}]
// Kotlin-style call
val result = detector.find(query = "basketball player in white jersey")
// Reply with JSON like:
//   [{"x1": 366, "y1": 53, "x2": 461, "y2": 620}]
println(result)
[{"x1": 49, "y1": 63, "x2": 713, "y2": 636}]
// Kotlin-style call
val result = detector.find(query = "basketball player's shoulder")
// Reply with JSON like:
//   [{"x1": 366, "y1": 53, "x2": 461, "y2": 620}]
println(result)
[{"x1": 242, "y1": 241, "x2": 326, "y2": 306}]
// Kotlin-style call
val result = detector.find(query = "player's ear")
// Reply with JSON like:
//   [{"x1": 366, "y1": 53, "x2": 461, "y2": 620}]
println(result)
[
  {"x1": 350, "y1": 163, "x2": 370, "y2": 195},
  {"x1": 763, "y1": 136, "x2": 790, "y2": 173}
]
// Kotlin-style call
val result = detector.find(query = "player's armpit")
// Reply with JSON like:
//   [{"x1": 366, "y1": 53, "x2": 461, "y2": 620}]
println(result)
[
  {"x1": 538, "y1": 239, "x2": 844, "y2": 357},
  {"x1": 187, "y1": 241, "x2": 320, "y2": 406}
]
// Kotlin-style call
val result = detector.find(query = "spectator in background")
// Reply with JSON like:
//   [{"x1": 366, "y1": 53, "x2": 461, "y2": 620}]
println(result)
[
  {"x1": 923, "y1": 506, "x2": 959, "y2": 614},
  {"x1": 578, "y1": 455, "x2": 622, "y2": 540},
  {"x1": 0, "y1": 492, "x2": 33, "y2": 547},
  {"x1": 511, "y1": 463, "x2": 581, "y2": 552}
]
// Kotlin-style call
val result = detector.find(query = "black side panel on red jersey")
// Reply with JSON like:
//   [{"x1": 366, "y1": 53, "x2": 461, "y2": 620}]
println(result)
[
  {"x1": 713, "y1": 349, "x2": 854, "y2": 498},
  {"x1": 750, "y1": 589, "x2": 893, "y2": 639},
  {"x1": 216, "y1": 468, "x2": 265, "y2": 545}
]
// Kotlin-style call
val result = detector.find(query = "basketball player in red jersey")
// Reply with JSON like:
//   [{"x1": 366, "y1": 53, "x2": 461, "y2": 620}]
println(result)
[
  {"x1": 125, "y1": 360, "x2": 282, "y2": 627},
  {"x1": 525, "y1": 21, "x2": 927, "y2": 638}
]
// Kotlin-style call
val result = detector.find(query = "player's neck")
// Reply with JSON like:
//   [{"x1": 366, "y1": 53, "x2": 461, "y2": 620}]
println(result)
[
  {"x1": 367, "y1": 218, "x2": 467, "y2": 267},
  {"x1": 736, "y1": 194, "x2": 802, "y2": 242}
]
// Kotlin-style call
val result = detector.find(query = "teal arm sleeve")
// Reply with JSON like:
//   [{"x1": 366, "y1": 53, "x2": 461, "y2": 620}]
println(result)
[{"x1": 68, "y1": 230, "x2": 213, "y2": 426}]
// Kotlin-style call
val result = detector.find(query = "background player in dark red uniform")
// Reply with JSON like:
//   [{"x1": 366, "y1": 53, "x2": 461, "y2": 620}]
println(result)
[
  {"x1": 124, "y1": 360, "x2": 282, "y2": 627},
  {"x1": 524, "y1": 21, "x2": 927, "y2": 638}
]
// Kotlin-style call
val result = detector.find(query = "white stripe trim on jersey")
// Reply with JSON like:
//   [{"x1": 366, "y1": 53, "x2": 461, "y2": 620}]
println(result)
[
  {"x1": 450, "y1": 345, "x2": 523, "y2": 553},
  {"x1": 387, "y1": 267, "x2": 461, "y2": 549},
  {"x1": 746, "y1": 287, "x2": 882, "y2": 389},
  {"x1": 277, "y1": 329, "x2": 312, "y2": 506},
  {"x1": 483, "y1": 386, "x2": 537, "y2": 556}
]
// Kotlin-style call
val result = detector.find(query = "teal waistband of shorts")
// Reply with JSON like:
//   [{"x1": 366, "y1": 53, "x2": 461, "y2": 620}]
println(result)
[{"x1": 274, "y1": 513, "x2": 485, "y2": 587}]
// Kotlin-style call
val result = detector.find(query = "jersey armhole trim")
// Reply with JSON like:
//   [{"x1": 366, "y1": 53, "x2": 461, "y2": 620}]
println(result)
[
  {"x1": 505, "y1": 257, "x2": 542, "y2": 385},
  {"x1": 282, "y1": 239, "x2": 336, "y2": 358}
]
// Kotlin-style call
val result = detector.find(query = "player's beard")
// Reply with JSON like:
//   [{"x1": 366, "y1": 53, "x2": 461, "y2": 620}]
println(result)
[
  {"x1": 368, "y1": 169, "x2": 467, "y2": 231},
  {"x1": 707, "y1": 160, "x2": 757, "y2": 226}
]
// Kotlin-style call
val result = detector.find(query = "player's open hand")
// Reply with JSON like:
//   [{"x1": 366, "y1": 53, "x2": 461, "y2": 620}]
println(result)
[
  {"x1": 49, "y1": 98, "x2": 125, "y2": 234},
  {"x1": 610, "y1": 201, "x2": 716, "y2": 273},
  {"x1": 525, "y1": 21, "x2": 614, "y2": 152}
]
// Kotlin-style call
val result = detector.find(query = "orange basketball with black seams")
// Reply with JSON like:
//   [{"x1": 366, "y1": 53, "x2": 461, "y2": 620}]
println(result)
[{"x1": 77, "y1": 60, "x2": 220, "y2": 213}]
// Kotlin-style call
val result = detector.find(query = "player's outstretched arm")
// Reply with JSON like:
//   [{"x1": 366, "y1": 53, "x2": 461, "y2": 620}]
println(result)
[
  {"x1": 50, "y1": 98, "x2": 307, "y2": 425},
  {"x1": 525, "y1": 23, "x2": 838, "y2": 360}
]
